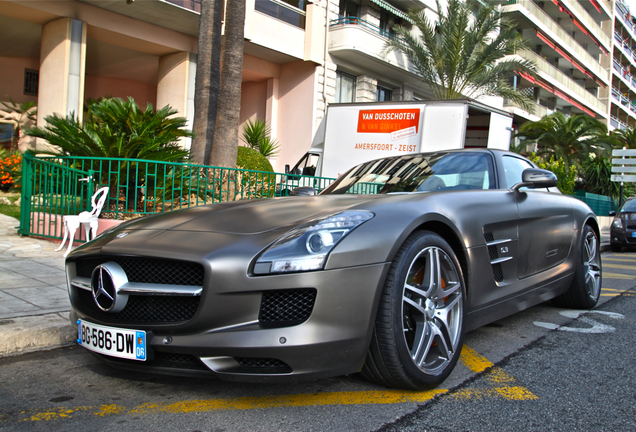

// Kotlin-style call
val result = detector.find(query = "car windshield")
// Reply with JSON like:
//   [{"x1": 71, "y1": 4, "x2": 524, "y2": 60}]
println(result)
[
  {"x1": 621, "y1": 200, "x2": 636, "y2": 212},
  {"x1": 321, "y1": 152, "x2": 496, "y2": 195}
]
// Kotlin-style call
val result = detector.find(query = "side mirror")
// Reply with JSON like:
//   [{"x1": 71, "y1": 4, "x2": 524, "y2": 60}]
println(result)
[
  {"x1": 609, "y1": 210, "x2": 616, "y2": 217},
  {"x1": 290, "y1": 186, "x2": 317, "y2": 196},
  {"x1": 511, "y1": 168, "x2": 558, "y2": 192},
  {"x1": 285, "y1": 164, "x2": 290, "y2": 174}
]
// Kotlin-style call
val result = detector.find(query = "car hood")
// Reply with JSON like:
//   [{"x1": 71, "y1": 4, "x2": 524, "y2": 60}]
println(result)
[{"x1": 115, "y1": 195, "x2": 384, "y2": 234}]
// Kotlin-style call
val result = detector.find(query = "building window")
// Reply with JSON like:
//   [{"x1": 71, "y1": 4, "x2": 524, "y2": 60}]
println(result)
[
  {"x1": 336, "y1": 71, "x2": 356, "y2": 103},
  {"x1": 377, "y1": 85, "x2": 392, "y2": 101},
  {"x1": 24, "y1": 69, "x2": 38, "y2": 96},
  {"x1": 339, "y1": 0, "x2": 359, "y2": 18},
  {"x1": 255, "y1": 0, "x2": 307, "y2": 29},
  {"x1": 0, "y1": 123, "x2": 13, "y2": 150}
]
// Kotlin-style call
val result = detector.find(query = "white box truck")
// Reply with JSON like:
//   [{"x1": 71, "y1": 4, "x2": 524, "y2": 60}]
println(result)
[{"x1": 287, "y1": 99, "x2": 514, "y2": 179}]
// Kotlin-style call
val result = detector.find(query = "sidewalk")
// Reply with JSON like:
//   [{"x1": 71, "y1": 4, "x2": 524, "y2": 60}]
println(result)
[{"x1": 0, "y1": 214, "x2": 76, "y2": 357}]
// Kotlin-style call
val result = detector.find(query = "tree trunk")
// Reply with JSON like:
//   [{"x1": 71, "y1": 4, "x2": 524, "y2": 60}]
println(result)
[
  {"x1": 209, "y1": 0, "x2": 245, "y2": 168},
  {"x1": 191, "y1": 0, "x2": 223, "y2": 165}
]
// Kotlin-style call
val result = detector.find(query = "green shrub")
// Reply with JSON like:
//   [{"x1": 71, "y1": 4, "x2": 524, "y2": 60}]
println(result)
[
  {"x1": 529, "y1": 154, "x2": 577, "y2": 195},
  {"x1": 236, "y1": 146, "x2": 273, "y2": 172}
]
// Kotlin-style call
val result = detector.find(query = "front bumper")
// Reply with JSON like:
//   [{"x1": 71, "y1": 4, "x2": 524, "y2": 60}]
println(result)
[
  {"x1": 69, "y1": 261, "x2": 391, "y2": 382},
  {"x1": 610, "y1": 228, "x2": 636, "y2": 248}
]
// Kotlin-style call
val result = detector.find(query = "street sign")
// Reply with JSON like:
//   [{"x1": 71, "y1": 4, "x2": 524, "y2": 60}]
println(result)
[{"x1": 611, "y1": 149, "x2": 636, "y2": 182}]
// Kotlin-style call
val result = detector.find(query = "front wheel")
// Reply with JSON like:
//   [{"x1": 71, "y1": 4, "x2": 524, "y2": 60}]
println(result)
[
  {"x1": 553, "y1": 225, "x2": 602, "y2": 309},
  {"x1": 362, "y1": 231, "x2": 465, "y2": 390}
]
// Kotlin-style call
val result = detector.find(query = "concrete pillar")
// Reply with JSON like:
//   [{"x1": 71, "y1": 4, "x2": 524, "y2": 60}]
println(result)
[
  {"x1": 266, "y1": 77, "x2": 279, "y2": 139},
  {"x1": 157, "y1": 52, "x2": 196, "y2": 150},
  {"x1": 38, "y1": 18, "x2": 86, "y2": 132},
  {"x1": 356, "y1": 75, "x2": 377, "y2": 102}
]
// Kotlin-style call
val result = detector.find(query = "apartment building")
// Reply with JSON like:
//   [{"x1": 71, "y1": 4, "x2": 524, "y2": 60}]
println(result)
[
  {"x1": 609, "y1": 0, "x2": 636, "y2": 130},
  {"x1": 0, "y1": 0, "x2": 623, "y2": 172}
]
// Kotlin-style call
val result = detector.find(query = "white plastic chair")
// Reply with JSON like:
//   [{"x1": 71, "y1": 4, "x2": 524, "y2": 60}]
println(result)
[{"x1": 56, "y1": 187, "x2": 109, "y2": 257}]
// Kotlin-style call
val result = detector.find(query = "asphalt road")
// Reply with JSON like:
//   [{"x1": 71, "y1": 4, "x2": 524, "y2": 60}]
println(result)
[{"x1": 0, "y1": 251, "x2": 635, "y2": 432}]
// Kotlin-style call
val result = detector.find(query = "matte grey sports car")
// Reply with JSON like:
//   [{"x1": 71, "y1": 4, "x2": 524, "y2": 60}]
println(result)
[{"x1": 66, "y1": 149, "x2": 602, "y2": 390}]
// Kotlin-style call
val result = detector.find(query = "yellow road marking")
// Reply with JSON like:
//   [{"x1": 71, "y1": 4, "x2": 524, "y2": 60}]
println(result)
[
  {"x1": 603, "y1": 263, "x2": 636, "y2": 270},
  {"x1": 460, "y1": 345, "x2": 493, "y2": 373},
  {"x1": 459, "y1": 345, "x2": 538, "y2": 401},
  {"x1": 604, "y1": 257, "x2": 636, "y2": 262},
  {"x1": 1, "y1": 346, "x2": 539, "y2": 423},
  {"x1": 602, "y1": 272, "x2": 634, "y2": 280}
]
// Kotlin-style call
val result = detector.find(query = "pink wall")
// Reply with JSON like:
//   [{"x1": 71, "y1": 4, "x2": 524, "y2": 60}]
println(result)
[
  {"x1": 240, "y1": 81, "x2": 268, "y2": 124},
  {"x1": 0, "y1": 57, "x2": 39, "y2": 105},
  {"x1": 84, "y1": 75, "x2": 157, "y2": 108},
  {"x1": 275, "y1": 61, "x2": 317, "y2": 172}
]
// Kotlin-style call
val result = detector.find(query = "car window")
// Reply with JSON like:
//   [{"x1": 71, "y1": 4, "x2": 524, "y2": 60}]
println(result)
[
  {"x1": 502, "y1": 156, "x2": 533, "y2": 190},
  {"x1": 321, "y1": 152, "x2": 495, "y2": 195},
  {"x1": 291, "y1": 153, "x2": 319, "y2": 176},
  {"x1": 621, "y1": 200, "x2": 636, "y2": 212}
]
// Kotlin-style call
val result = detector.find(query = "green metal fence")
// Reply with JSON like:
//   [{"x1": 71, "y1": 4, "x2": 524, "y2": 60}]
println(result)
[
  {"x1": 19, "y1": 152, "x2": 96, "y2": 240},
  {"x1": 20, "y1": 154, "x2": 335, "y2": 240},
  {"x1": 573, "y1": 191, "x2": 616, "y2": 216}
]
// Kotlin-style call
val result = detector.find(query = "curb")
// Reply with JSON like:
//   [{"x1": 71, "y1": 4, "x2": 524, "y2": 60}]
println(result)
[{"x1": 0, "y1": 312, "x2": 76, "y2": 358}]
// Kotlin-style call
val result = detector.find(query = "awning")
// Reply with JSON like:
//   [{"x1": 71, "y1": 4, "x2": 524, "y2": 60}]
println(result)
[{"x1": 369, "y1": 0, "x2": 414, "y2": 24}]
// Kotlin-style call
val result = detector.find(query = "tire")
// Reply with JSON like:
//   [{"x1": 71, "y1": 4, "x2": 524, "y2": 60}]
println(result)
[
  {"x1": 552, "y1": 225, "x2": 602, "y2": 309},
  {"x1": 362, "y1": 231, "x2": 466, "y2": 390},
  {"x1": 611, "y1": 244, "x2": 622, "y2": 253}
]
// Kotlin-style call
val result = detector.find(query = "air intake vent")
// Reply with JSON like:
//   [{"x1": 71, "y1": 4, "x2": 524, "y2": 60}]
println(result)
[
  {"x1": 259, "y1": 289, "x2": 316, "y2": 328},
  {"x1": 234, "y1": 357, "x2": 292, "y2": 374}
]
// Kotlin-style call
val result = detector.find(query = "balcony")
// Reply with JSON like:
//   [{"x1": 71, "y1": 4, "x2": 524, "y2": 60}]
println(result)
[
  {"x1": 245, "y1": 0, "x2": 307, "y2": 62},
  {"x1": 328, "y1": 17, "x2": 427, "y2": 90},
  {"x1": 519, "y1": 50, "x2": 607, "y2": 118},
  {"x1": 503, "y1": 0, "x2": 609, "y2": 87}
]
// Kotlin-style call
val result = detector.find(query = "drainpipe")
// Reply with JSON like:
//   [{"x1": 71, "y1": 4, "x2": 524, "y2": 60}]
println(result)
[{"x1": 322, "y1": 0, "x2": 329, "y2": 112}]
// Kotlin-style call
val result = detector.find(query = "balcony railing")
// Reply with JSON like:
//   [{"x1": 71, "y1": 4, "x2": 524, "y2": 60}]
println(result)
[
  {"x1": 255, "y1": 0, "x2": 306, "y2": 29},
  {"x1": 503, "y1": 0, "x2": 608, "y2": 84},
  {"x1": 329, "y1": 17, "x2": 402, "y2": 42},
  {"x1": 164, "y1": 0, "x2": 201, "y2": 13}
]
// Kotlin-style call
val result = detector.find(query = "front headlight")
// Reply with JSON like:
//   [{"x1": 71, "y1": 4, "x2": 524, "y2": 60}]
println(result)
[
  {"x1": 612, "y1": 218, "x2": 623, "y2": 229},
  {"x1": 253, "y1": 210, "x2": 374, "y2": 275}
]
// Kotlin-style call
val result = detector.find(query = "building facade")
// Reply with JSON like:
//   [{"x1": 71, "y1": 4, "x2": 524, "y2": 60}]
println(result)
[{"x1": 0, "y1": 0, "x2": 626, "y2": 172}]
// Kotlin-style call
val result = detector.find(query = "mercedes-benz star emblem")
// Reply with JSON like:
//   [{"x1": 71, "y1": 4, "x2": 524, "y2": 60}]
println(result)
[{"x1": 90, "y1": 262, "x2": 129, "y2": 312}]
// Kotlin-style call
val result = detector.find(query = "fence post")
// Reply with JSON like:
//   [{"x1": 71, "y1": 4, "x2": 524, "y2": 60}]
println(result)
[
  {"x1": 18, "y1": 153, "x2": 34, "y2": 236},
  {"x1": 87, "y1": 169, "x2": 95, "y2": 211}
]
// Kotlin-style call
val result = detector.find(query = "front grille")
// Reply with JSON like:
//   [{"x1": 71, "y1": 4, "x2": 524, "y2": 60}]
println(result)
[
  {"x1": 234, "y1": 357, "x2": 292, "y2": 374},
  {"x1": 75, "y1": 256, "x2": 204, "y2": 286},
  {"x1": 259, "y1": 289, "x2": 316, "y2": 328},
  {"x1": 78, "y1": 289, "x2": 199, "y2": 324}
]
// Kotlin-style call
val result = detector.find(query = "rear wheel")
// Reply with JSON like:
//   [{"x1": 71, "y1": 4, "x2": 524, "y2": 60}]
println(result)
[
  {"x1": 362, "y1": 231, "x2": 465, "y2": 390},
  {"x1": 553, "y1": 225, "x2": 601, "y2": 309}
]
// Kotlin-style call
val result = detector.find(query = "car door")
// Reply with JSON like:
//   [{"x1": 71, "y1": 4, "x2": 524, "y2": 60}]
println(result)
[{"x1": 501, "y1": 155, "x2": 575, "y2": 279}]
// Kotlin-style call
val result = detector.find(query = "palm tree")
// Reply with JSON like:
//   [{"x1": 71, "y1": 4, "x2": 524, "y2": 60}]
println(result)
[
  {"x1": 241, "y1": 119, "x2": 280, "y2": 159},
  {"x1": 26, "y1": 97, "x2": 192, "y2": 161},
  {"x1": 0, "y1": 97, "x2": 37, "y2": 151},
  {"x1": 384, "y1": 0, "x2": 536, "y2": 110},
  {"x1": 26, "y1": 97, "x2": 193, "y2": 210},
  {"x1": 191, "y1": 0, "x2": 223, "y2": 165},
  {"x1": 515, "y1": 112, "x2": 612, "y2": 168},
  {"x1": 610, "y1": 127, "x2": 636, "y2": 149},
  {"x1": 210, "y1": 0, "x2": 246, "y2": 168}
]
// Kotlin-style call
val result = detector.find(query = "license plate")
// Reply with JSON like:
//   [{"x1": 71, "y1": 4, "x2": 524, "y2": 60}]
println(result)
[
  {"x1": 632, "y1": 232, "x2": 636, "y2": 238},
  {"x1": 77, "y1": 320, "x2": 146, "y2": 361}
]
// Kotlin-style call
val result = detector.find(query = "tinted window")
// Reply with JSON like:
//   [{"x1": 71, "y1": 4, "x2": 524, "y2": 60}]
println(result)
[
  {"x1": 621, "y1": 200, "x2": 636, "y2": 212},
  {"x1": 502, "y1": 155, "x2": 533, "y2": 189},
  {"x1": 322, "y1": 152, "x2": 495, "y2": 195}
]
